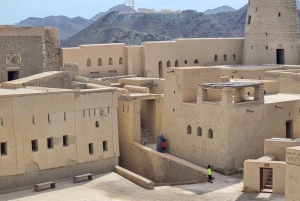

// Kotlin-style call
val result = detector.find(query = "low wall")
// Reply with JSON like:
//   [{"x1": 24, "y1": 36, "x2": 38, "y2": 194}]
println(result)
[
  {"x1": 0, "y1": 158, "x2": 118, "y2": 192},
  {"x1": 264, "y1": 139, "x2": 300, "y2": 161},
  {"x1": 114, "y1": 166, "x2": 154, "y2": 190},
  {"x1": 121, "y1": 142, "x2": 207, "y2": 184}
]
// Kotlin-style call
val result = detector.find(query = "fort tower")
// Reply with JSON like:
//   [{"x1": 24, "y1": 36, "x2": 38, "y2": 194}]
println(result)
[{"x1": 242, "y1": 0, "x2": 300, "y2": 65}]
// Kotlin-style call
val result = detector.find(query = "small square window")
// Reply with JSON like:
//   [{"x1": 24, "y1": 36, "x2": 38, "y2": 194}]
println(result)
[
  {"x1": 31, "y1": 140, "x2": 38, "y2": 152},
  {"x1": 103, "y1": 141, "x2": 108, "y2": 152},
  {"x1": 47, "y1": 138, "x2": 53, "y2": 149},
  {"x1": 278, "y1": 12, "x2": 281, "y2": 17},
  {"x1": 1, "y1": 142, "x2": 7, "y2": 156},
  {"x1": 63, "y1": 135, "x2": 68, "y2": 147},
  {"x1": 89, "y1": 143, "x2": 94, "y2": 155}
]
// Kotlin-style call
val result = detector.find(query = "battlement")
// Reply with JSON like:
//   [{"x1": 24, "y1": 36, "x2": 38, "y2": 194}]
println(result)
[{"x1": 0, "y1": 26, "x2": 58, "y2": 37}]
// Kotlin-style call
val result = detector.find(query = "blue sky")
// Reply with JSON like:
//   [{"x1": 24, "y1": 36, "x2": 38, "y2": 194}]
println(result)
[{"x1": 0, "y1": 0, "x2": 248, "y2": 24}]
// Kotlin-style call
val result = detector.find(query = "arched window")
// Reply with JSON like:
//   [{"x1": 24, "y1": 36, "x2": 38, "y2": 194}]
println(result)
[
  {"x1": 175, "y1": 60, "x2": 179, "y2": 67},
  {"x1": 224, "y1": 55, "x2": 227, "y2": 61},
  {"x1": 187, "y1": 125, "x2": 191, "y2": 135},
  {"x1": 197, "y1": 127, "x2": 202, "y2": 136},
  {"x1": 214, "y1": 55, "x2": 218, "y2": 61},
  {"x1": 233, "y1": 54, "x2": 236, "y2": 61},
  {"x1": 208, "y1": 129, "x2": 213, "y2": 139},
  {"x1": 109, "y1": 57, "x2": 113, "y2": 65},
  {"x1": 167, "y1": 60, "x2": 171, "y2": 67},
  {"x1": 119, "y1": 57, "x2": 123, "y2": 65},
  {"x1": 98, "y1": 58, "x2": 102, "y2": 66},
  {"x1": 158, "y1": 61, "x2": 163, "y2": 78},
  {"x1": 194, "y1": 59, "x2": 199, "y2": 64},
  {"x1": 184, "y1": 60, "x2": 188, "y2": 64},
  {"x1": 87, "y1": 59, "x2": 91, "y2": 67},
  {"x1": 95, "y1": 121, "x2": 99, "y2": 128}
]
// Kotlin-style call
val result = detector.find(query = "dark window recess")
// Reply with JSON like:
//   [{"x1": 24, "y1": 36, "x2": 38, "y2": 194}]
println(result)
[
  {"x1": 103, "y1": 141, "x2": 108, "y2": 152},
  {"x1": 89, "y1": 143, "x2": 94, "y2": 155},
  {"x1": 31, "y1": 140, "x2": 38, "y2": 152},
  {"x1": 47, "y1": 138, "x2": 53, "y2": 149},
  {"x1": 63, "y1": 135, "x2": 68, "y2": 147},
  {"x1": 1, "y1": 142, "x2": 7, "y2": 156}
]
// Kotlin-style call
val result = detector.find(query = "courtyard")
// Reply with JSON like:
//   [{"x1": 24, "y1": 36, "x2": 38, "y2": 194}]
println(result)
[{"x1": 0, "y1": 172, "x2": 284, "y2": 201}]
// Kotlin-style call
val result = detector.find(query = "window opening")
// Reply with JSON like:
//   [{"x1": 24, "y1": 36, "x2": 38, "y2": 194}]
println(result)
[
  {"x1": 224, "y1": 54, "x2": 227, "y2": 61},
  {"x1": 187, "y1": 125, "x2": 192, "y2": 134},
  {"x1": 98, "y1": 58, "x2": 102, "y2": 66},
  {"x1": 119, "y1": 57, "x2": 123, "y2": 65},
  {"x1": 47, "y1": 138, "x2": 53, "y2": 149},
  {"x1": 31, "y1": 140, "x2": 38, "y2": 152},
  {"x1": 194, "y1": 59, "x2": 199, "y2": 64},
  {"x1": 103, "y1": 141, "x2": 108, "y2": 152},
  {"x1": 87, "y1": 59, "x2": 91, "y2": 67},
  {"x1": 89, "y1": 143, "x2": 94, "y2": 155},
  {"x1": 1, "y1": 142, "x2": 7, "y2": 156},
  {"x1": 197, "y1": 127, "x2": 202, "y2": 136},
  {"x1": 63, "y1": 135, "x2": 68, "y2": 147},
  {"x1": 214, "y1": 55, "x2": 218, "y2": 61},
  {"x1": 96, "y1": 121, "x2": 99, "y2": 128},
  {"x1": 109, "y1": 58, "x2": 113, "y2": 65},
  {"x1": 167, "y1": 60, "x2": 171, "y2": 67},
  {"x1": 208, "y1": 129, "x2": 213, "y2": 139}
]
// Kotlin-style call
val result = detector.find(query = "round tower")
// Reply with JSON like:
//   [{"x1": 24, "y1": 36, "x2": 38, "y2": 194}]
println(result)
[{"x1": 242, "y1": 0, "x2": 300, "y2": 65}]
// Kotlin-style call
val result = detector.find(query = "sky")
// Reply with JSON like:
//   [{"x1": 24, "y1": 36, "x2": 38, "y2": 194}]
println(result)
[{"x1": 0, "y1": 0, "x2": 248, "y2": 25}]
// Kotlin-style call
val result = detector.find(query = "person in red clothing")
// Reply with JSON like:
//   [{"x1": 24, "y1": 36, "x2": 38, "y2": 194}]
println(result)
[{"x1": 162, "y1": 140, "x2": 167, "y2": 153}]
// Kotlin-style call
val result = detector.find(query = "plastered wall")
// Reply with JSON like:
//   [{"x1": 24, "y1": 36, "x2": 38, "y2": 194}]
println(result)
[
  {"x1": 285, "y1": 146, "x2": 300, "y2": 201},
  {"x1": 0, "y1": 26, "x2": 60, "y2": 83},
  {"x1": 0, "y1": 87, "x2": 119, "y2": 190}
]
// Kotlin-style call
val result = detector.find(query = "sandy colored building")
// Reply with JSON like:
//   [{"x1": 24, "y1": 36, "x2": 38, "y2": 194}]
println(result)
[
  {"x1": 0, "y1": 26, "x2": 61, "y2": 83},
  {"x1": 0, "y1": 71, "x2": 119, "y2": 191}
]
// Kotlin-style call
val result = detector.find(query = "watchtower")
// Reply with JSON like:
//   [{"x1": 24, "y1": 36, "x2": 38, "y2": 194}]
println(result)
[
  {"x1": 124, "y1": 0, "x2": 135, "y2": 12},
  {"x1": 242, "y1": 0, "x2": 300, "y2": 65}
]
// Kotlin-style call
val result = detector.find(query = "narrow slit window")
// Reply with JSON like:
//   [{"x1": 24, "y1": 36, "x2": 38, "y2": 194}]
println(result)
[
  {"x1": 89, "y1": 143, "x2": 94, "y2": 155},
  {"x1": 64, "y1": 112, "x2": 66, "y2": 122},
  {"x1": 208, "y1": 129, "x2": 213, "y2": 139},
  {"x1": 96, "y1": 121, "x2": 99, "y2": 128},
  {"x1": 278, "y1": 12, "x2": 281, "y2": 17},
  {"x1": 32, "y1": 116, "x2": 35, "y2": 125},
  {"x1": 248, "y1": 15, "x2": 252, "y2": 25},
  {"x1": 108, "y1": 107, "x2": 110, "y2": 114},
  {"x1": 127, "y1": 106, "x2": 129, "y2": 113},
  {"x1": 48, "y1": 114, "x2": 50, "y2": 123},
  {"x1": 63, "y1": 135, "x2": 68, "y2": 147}
]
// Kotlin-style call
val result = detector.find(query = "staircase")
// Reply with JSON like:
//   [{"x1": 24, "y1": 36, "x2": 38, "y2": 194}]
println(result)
[
  {"x1": 140, "y1": 118, "x2": 154, "y2": 145},
  {"x1": 264, "y1": 170, "x2": 273, "y2": 190}
]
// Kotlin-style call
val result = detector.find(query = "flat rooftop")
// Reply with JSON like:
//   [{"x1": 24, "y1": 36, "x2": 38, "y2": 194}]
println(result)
[
  {"x1": 202, "y1": 82, "x2": 262, "y2": 89},
  {"x1": 216, "y1": 65, "x2": 290, "y2": 70},
  {"x1": 265, "y1": 93, "x2": 300, "y2": 104},
  {"x1": 0, "y1": 172, "x2": 284, "y2": 201}
]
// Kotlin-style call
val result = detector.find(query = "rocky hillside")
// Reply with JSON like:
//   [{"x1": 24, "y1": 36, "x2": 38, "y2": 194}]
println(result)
[
  {"x1": 91, "y1": 4, "x2": 135, "y2": 21},
  {"x1": 15, "y1": 16, "x2": 93, "y2": 40},
  {"x1": 204, "y1": 5, "x2": 236, "y2": 15},
  {"x1": 61, "y1": 6, "x2": 248, "y2": 47}
]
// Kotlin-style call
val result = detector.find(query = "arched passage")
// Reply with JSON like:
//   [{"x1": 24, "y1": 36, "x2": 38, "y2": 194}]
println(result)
[{"x1": 175, "y1": 60, "x2": 179, "y2": 67}]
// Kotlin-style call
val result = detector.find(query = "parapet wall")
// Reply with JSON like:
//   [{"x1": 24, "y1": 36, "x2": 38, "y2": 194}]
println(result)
[{"x1": 285, "y1": 146, "x2": 300, "y2": 201}]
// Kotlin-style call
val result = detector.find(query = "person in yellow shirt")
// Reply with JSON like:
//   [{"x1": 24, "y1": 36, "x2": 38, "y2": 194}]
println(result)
[{"x1": 207, "y1": 165, "x2": 213, "y2": 183}]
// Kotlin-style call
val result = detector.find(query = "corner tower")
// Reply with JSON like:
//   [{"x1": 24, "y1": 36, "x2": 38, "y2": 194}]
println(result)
[{"x1": 242, "y1": 0, "x2": 300, "y2": 65}]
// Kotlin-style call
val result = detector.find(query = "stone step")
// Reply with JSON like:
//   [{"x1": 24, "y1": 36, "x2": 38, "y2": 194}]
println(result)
[
  {"x1": 264, "y1": 185, "x2": 273, "y2": 189},
  {"x1": 266, "y1": 181, "x2": 273, "y2": 185}
]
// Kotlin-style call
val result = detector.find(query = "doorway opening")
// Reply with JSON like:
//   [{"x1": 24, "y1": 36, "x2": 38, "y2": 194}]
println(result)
[
  {"x1": 286, "y1": 121, "x2": 293, "y2": 139},
  {"x1": 276, "y1": 49, "x2": 285, "y2": 64},
  {"x1": 8, "y1": 71, "x2": 19, "y2": 81},
  {"x1": 260, "y1": 168, "x2": 273, "y2": 193}
]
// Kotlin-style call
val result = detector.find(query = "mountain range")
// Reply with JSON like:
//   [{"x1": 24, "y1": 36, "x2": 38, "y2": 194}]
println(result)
[{"x1": 14, "y1": 1, "x2": 300, "y2": 46}]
